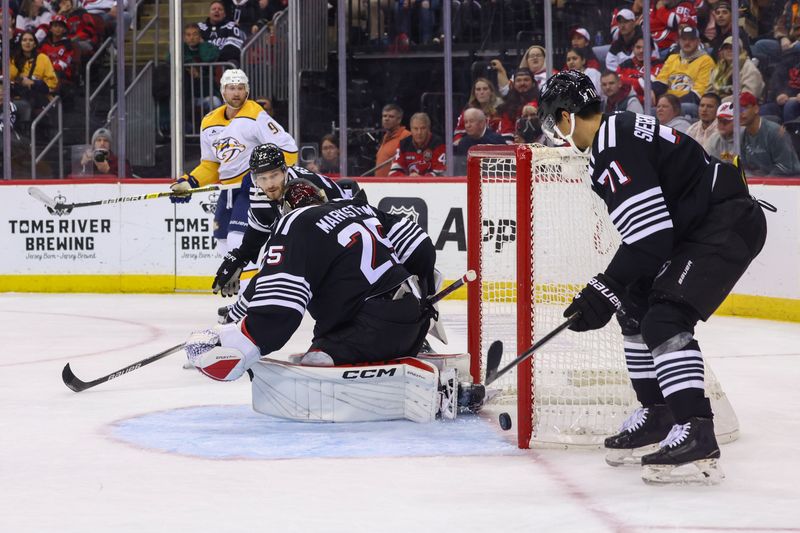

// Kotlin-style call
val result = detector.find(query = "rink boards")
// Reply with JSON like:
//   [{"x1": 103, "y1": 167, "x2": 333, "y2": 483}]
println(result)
[{"x1": 1, "y1": 177, "x2": 798, "y2": 321}]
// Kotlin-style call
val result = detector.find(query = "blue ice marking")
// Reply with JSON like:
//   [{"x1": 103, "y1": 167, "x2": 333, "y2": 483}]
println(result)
[{"x1": 109, "y1": 405, "x2": 522, "y2": 460}]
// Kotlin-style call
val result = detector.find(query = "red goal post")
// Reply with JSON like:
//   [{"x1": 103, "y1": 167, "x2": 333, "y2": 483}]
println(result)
[{"x1": 466, "y1": 144, "x2": 739, "y2": 449}]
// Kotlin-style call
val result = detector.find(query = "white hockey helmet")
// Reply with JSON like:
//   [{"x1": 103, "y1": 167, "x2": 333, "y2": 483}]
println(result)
[{"x1": 220, "y1": 69, "x2": 250, "y2": 107}]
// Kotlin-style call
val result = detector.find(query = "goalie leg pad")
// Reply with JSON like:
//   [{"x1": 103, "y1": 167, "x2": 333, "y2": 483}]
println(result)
[{"x1": 251, "y1": 358, "x2": 441, "y2": 423}]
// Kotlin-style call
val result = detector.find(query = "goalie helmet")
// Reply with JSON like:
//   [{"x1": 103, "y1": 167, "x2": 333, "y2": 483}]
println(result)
[
  {"x1": 537, "y1": 70, "x2": 600, "y2": 149},
  {"x1": 283, "y1": 179, "x2": 327, "y2": 212},
  {"x1": 250, "y1": 143, "x2": 286, "y2": 174}
]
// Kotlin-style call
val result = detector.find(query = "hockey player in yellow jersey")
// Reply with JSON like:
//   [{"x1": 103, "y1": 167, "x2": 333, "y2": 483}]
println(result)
[{"x1": 170, "y1": 68, "x2": 298, "y2": 264}]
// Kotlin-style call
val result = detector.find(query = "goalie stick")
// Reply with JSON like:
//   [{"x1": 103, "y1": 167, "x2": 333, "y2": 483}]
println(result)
[
  {"x1": 484, "y1": 312, "x2": 579, "y2": 387},
  {"x1": 62, "y1": 343, "x2": 185, "y2": 392},
  {"x1": 428, "y1": 270, "x2": 476, "y2": 305},
  {"x1": 28, "y1": 184, "x2": 232, "y2": 215}
]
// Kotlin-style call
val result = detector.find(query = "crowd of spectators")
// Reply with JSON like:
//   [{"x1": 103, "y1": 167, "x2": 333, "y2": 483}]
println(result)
[{"x1": 351, "y1": 0, "x2": 800, "y2": 177}]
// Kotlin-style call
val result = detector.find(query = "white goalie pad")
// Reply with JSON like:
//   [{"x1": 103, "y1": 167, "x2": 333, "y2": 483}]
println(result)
[{"x1": 250, "y1": 357, "x2": 441, "y2": 423}]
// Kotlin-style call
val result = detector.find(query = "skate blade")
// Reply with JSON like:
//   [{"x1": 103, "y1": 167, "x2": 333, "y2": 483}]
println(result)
[
  {"x1": 605, "y1": 443, "x2": 660, "y2": 467},
  {"x1": 641, "y1": 459, "x2": 724, "y2": 486}
]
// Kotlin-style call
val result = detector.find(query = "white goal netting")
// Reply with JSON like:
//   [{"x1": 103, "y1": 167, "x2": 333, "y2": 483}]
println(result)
[{"x1": 469, "y1": 145, "x2": 739, "y2": 448}]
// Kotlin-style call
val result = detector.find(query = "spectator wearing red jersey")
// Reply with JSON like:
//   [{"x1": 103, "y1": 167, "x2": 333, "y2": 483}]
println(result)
[
  {"x1": 566, "y1": 27, "x2": 601, "y2": 70},
  {"x1": 15, "y1": 0, "x2": 52, "y2": 44},
  {"x1": 389, "y1": 113, "x2": 446, "y2": 177},
  {"x1": 618, "y1": 35, "x2": 663, "y2": 105},
  {"x1": 56, "y1": 0, "x2": 99, "y2": 60},
  {"x1": 454, "y1": 77, "x2": 512, "y2": 143},
  {"x1": 649, "y1": 0, "x2": 697, "y2": 57},
  {"x1": 39, "y1": 16, "x2": 74, "y2": 84}
]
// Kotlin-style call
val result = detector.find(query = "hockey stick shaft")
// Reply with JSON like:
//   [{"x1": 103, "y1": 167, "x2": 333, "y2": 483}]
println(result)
[
  {"x1": 28, "y1": 184, "x2": 231, "y2": 211},
  {"x1": 428, "y1": 270, "x2": 476, "y2": 305},
  {"x1": 484, "y1": 313, "x2": 579, "y2": 387},
  {"x1": 62, "y1": 343, "x2": 185, "y2": 392}
]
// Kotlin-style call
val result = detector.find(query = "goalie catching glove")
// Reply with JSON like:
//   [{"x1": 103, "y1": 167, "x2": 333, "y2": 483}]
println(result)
[
  {"x1": 169, "y1": 175, "x2": 200, "y2": 204},
  {"x1": 564, "y1": 273, "x2": 623, "y2": 332},
  {"x1": 212, "y1": 249, "x2": 248, "y2": 297},
  {"x1": 184, "y1": 323, "x2": 261, "y2": 381}
]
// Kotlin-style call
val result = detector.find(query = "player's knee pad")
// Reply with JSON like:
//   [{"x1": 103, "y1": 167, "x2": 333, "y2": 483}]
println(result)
[{"x1": 640, "y1": 301, "x2": 699, "y2": 357}]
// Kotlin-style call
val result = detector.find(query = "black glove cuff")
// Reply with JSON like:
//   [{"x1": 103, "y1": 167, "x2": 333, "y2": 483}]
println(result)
[{"x1": 589, "y1": 273, "x2": 623, "y2": 311}]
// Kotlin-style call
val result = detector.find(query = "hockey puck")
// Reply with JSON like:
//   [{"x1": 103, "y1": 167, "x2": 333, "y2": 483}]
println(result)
[{"x1": 499, "y1": 412, "x2": 512, "y2": 431}]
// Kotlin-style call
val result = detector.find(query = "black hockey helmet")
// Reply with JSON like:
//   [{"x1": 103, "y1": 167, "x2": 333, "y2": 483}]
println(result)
[
  {"x1": 283, "y1": 179, "x2": 327, "y2": 212},
  {"x1": 537, "y1": 70, "x2": 600, "y2": 140},
  {"x1": 249, "y1": 143, "x2": 286, "y2": 174}
]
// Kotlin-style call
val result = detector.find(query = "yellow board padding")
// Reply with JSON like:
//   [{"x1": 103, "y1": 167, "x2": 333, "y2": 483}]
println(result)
[{"x1": 2, "y1": 275, "x2": 798, "y2": 323}]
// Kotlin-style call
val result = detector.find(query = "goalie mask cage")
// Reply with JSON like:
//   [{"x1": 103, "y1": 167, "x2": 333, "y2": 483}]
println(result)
[{"x1": 466, "y1": 144, "x2": 739, "y2": 449}]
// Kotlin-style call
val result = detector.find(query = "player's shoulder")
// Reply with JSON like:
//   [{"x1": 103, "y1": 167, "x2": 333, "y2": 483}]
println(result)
[
  {"x1": 233, "y1": 100, "x2": 264, "y2": 121},
  {"x1": 200, "y1": 105, "x2": 229, "y2": 129}
]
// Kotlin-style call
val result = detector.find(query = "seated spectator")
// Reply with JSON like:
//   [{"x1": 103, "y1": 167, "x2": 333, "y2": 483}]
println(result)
[
  {"x1": 306, "y1": 133, "x2": 341, "y2": 176},
  {"x1": 453, "y1": 108, "x2": 506, "y2": 173},
  {"x1": 198, "y1": 1, "x2": 244, "y2": 64},
  {"x1": 497, "y1": 68, "x2": 539, "y2": 128},
  {"x1": 566, "y1": 27, "x2": 601, "y2": 70},
  {"x1": 393, "y1": 0, "x2": 438, "y2": 45},
  {"x1": 389, "y1": 112, "x2": 445, "y2": 176},
  {"x1": 706, "y1": 2, "x2": 751, "y2": 59},
  {"x1": 454, "y1": 77, "x2": 512, "y2": 143},
  {"x1": 15, "y1": 0, "x2": 52, "y2": 44},
  {"x1": 7, "y1": 31, "x2": 59, "y2": 125},
  {"x1": 761, "y1": 49, "x2": 800, "y2": 124},
  {"x1": 374, "y1": 103, "x2": 411, "y2": 176},
  {"x1": 519, "y1": 45, "x2": 553, "y2": 91},
  {"x1": 747, "y1": 0, "x2": 793, "y2": 70},
  {"x1": 654, "y1": 26, "x2": 715, "y2": 117},
  {"x1": 601, "y1": 70, "x2": 644, "y2": 114},
  {"x1": 79, "y1": 127, "x2": 132, "y2": 176},
  {"x1": 566, "y1": 47, "x2": 602, "y2": 93},
  {"x1": 656, "y1": 93, "x2": 692, "y2": 133},
  {"x1": 489, "y1": 59, "x2": 511, "y2": 98},
  {"x1": 82, "y1": 0, "x2": 131, "y2": 34},
  {"x1": 513, "y1": 104, "x2": 545, "y2": 145},
  {"x1": 709, "y1": 36, "x2": 764, "y2": 101},
  {"x1": 56, "y1": 0, "x2": 99, "y2": 61},
  {"x1": 224, "y1": 0, "x2": 260, "y2": 37},
  {"x1": 773, "y1": 0, "x2": 800, "y2": 53},
  {"x1": 650, "y1": 0, "x2": 697, "y2": 58},
  {"x1": 618, "y1": 35, "x2": 663, "y2": 106},
  {"x1": 740, "y1": 91, "x2": 800, "y2": 175},
  {"x1": 39, "y1": 16, "x2": 75, "y2": 86},
  {"x1": 182, "y1": 23, "x2": 222, "y2": 109},
  {"x1": 703, "y1": 101, "x2": 739, "y2": 163},
  {"x1": 686, "y1": 92, "x2": 720, "y2": 146},
  {"x1": 253, "y1": 0, "x2": 287, "y2": 34},
  {"x1": 606, "y1": 8, "x2": 651, "y2": 71}
]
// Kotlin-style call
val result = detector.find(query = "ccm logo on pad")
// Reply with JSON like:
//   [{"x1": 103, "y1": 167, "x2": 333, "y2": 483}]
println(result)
[{"x1": 342, "y1": 368, "x2": 398, "y2": 379}]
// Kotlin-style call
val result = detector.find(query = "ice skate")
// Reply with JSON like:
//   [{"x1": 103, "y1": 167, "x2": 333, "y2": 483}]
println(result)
[
  {"x1": 457, "y1": 382, "x2": 486, "y2": 413},
  {"x1": 641, "y1": 417, "x2": 724, "y2": 486},
  {"x1": 438, "y1": 369, "x2": 458, "y2": 420},
  {"x1": 605, "y1": 405, "x2": 674, "y2": 467}
]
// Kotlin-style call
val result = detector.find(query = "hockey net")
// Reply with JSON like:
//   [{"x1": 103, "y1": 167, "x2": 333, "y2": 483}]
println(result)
[{"x1": 466, "y1": 144, "x2": 739, "y2": 449}]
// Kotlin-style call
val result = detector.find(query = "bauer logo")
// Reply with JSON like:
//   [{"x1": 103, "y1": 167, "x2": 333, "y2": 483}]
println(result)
[{"x1": 377, "y1": 197, "x2": 428, "y2": 231}]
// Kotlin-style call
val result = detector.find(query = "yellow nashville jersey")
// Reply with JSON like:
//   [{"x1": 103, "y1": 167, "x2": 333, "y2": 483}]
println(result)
[{"x1": 188, "y1": 100, "x2": 298, "y2": 187}]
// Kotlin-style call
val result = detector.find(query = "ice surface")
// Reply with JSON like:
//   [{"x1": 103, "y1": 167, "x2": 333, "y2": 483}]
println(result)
[{"x1": 1, "y1": 293, "x2": 799, "y2": 532}]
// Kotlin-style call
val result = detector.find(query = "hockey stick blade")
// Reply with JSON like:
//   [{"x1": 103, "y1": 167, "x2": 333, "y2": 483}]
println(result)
[
  {"x1": 28, "y1": 186, "x2": 58, "y2": 208},
  {"x1": 484, "y1": 341, "x2": 503, "y2": 384},
  {"x1": 484, "y1": 313, "x2": 579, "y2": 387},
  {"x1": 62, "y1": 343, "x2": 185, "y2": 392}
]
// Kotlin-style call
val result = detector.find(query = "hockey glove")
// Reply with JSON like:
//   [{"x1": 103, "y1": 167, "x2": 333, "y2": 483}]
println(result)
[
  {"x1": 564, "y1": 273, "x2": 623, "y2": 332},
  {"x1": 169, "y1": 175, "x2": 200, "y2": 204},
  {"x1": 212, "y1": 249, "x2": 247, "y2": 297}
]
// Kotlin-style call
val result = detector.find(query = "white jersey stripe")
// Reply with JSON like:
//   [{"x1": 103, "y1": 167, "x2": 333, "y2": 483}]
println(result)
[
  {"x1": 607, "y1": 114, "x2": 617, "y2": 148},
  {"x1": 620, "y1": 211, "x2": 672, "y2": 239},
  {"x1": 608, "y1": 186, "x2": 664, "y2": 222},
  {"x1": 613, "y1": 197, "x2": 667, "y2": 232},
  {"x1": 622, "y1": 220, "x2": 674, "y2": 244},
  {"x1": 247, "y1": 298, "x2": 306, "y2": 315}
]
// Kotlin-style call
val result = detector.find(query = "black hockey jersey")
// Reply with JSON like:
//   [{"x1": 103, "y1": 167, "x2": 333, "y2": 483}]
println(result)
[
  {"x1": 238, "y1": 166, "x2": 349, "y2": 262},
  {"x1": 231, "y1": 199, "x2": 436, "y2": 356},
  {"x1": 590, "y1": 111, "x2": 747, "y2": 286}
]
